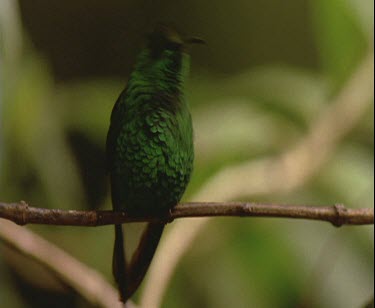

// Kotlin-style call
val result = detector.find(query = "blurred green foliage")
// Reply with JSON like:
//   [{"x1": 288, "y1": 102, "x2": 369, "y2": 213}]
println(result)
[{"x1": 0, "y1": 0, "x2": 373, "y2": 307}]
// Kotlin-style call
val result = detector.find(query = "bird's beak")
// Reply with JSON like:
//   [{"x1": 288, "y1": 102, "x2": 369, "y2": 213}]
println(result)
[{"x1": 184, "y1": 37, "x2": 206, "y2": 45}]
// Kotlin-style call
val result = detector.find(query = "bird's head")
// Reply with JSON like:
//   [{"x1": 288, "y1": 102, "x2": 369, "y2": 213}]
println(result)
[{"x1": 147, "y1": 24, "x2": 205, "y2": 56}]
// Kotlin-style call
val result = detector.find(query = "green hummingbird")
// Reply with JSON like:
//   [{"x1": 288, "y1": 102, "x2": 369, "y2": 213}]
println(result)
[{"x1": 106, "y1": 25, "x2": 203, "y2": 302}]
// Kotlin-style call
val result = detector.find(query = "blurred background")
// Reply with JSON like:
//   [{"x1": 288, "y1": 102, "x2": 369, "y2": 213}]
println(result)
[{"x1": 0, "y1": 0, "x2": 373, "y2": 307}]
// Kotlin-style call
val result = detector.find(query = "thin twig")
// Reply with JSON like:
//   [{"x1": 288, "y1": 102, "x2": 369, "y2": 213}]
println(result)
[{"x1": 0, "y1": 201, "x2": 373, "y2": 227}]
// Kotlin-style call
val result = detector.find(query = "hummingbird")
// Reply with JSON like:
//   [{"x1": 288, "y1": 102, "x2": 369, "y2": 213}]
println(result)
[{"x1": 106, "y1": 25, "x2": 203, "y2": 302}]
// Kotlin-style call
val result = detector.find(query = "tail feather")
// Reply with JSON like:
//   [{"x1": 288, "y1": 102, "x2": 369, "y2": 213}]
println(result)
[
  {"x1": 113, "y1": 224, "x2": 128, "y2": 302},
  {"x1": 126, "y1": 222, "x2": 165, "y2": 299}
]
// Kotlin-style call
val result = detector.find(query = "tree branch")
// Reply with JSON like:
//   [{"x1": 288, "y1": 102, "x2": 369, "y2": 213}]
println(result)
[{"x1": 0, "y1": 201, "x2": 373, "y2": 227}]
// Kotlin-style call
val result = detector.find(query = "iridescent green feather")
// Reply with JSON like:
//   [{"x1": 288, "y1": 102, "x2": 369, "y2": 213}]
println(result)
[{"x1": 107, "y1": 48, "x2": 193, "y2": 213}]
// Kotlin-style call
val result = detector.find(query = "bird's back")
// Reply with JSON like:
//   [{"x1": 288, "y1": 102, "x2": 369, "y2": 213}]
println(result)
[{"x1": 107, "y1": 68, "x2": 194, "y2": 214}]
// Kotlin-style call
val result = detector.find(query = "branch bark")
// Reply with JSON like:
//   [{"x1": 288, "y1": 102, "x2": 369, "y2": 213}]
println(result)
[{"x1": 0, "y1": 201, "x2": 373, "y2": 227}]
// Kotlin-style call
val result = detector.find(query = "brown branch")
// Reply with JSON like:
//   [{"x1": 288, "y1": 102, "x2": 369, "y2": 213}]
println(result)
[{"x1": 0, "y1": 201, "x2": 373, "y2": 227}]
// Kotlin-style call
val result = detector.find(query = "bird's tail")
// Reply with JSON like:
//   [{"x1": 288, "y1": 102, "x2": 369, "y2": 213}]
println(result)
[
  {"x1": 126, "y1": 222, "x2": 165, "y2": 299},
  {"x1": 113, "y1": 224, "x2": 128, "y2": 302},
  {"x1": 113, "y1": 222, "x2": 165, "y2": 302}
]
